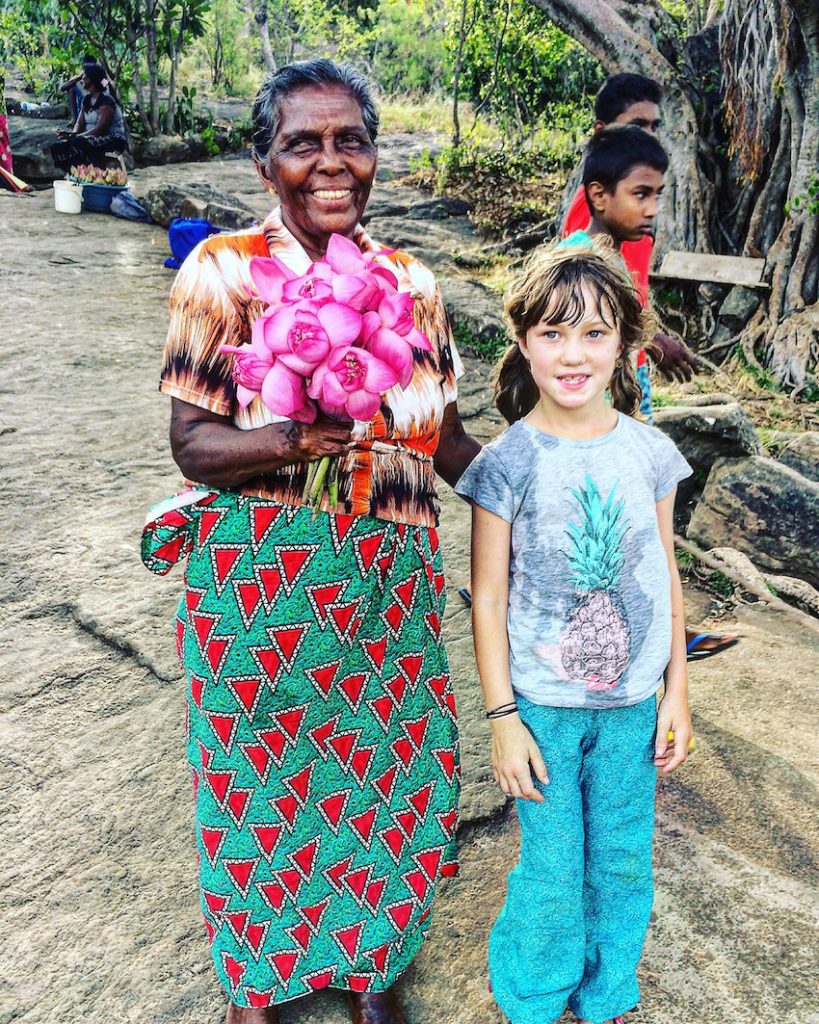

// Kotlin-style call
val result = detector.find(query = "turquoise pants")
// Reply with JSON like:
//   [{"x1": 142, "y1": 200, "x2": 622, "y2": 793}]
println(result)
[{"x1": 488, "y1": 696, "x2": 658, "y2": 1024}]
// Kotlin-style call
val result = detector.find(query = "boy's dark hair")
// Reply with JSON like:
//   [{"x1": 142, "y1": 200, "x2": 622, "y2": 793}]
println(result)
[
  {"x1": 594, "y1": 73, "x2": 662, "y2": 124},
  {"x1": 582, "y1": 125, "x2": 668, "y2": 197}
]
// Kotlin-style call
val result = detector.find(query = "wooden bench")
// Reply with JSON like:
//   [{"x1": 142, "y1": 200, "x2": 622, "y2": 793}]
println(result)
[{"x1": 650, "y1": 250, "x2": 769, "y2": 289}]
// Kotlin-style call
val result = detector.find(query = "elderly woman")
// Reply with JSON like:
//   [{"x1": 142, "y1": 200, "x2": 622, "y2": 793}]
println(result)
[
  {"x1": 141, "y1": 59, "x2": 479, "y2": 1024},
  {"x1": 51, "y1": 62, "x2": 126, "y2": 174}
]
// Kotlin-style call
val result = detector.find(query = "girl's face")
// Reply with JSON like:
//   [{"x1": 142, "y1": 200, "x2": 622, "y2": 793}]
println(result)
[{"x1": 520, "y1": 282, "x2": 621, "y2": 415}]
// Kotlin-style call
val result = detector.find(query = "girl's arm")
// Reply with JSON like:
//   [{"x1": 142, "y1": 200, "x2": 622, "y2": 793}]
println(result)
[
  {"x1": 471, "y1": 503, "x2": 548, "y2": 802},
  {"x1": 654, "y1": 487, "x2": 692, "y2": 773}
]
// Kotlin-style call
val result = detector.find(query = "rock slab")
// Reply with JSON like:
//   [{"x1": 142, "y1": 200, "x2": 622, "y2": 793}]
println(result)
[
  {"x1": 775, "y1": 431, "x2": 819, "y2": 484},
  {"x1": 654, "y1": 401, "x2": 761, "y2": 509},
  {"x1": 687, "y1": 455, "x2": 819, "y2": 586},
  {"x1": 140, "y1": 181, "x2": 257, "y2": 228}
]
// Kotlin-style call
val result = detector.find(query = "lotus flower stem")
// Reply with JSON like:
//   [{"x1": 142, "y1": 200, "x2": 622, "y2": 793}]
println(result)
[
  {"x1": 302, "y1": 460, "x2": 319, "y2": 504},
  {"x1": 308, "y1": 456, "x2": 332, "y2": 505},
  {"x1": 328, "y1": 458, "x2": 339, "y2": 508}
]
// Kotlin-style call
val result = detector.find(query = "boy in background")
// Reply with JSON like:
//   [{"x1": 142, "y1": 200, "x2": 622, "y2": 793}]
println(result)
[{"x1": 563, "y1": 73, "x2": 698, "y2": 384}]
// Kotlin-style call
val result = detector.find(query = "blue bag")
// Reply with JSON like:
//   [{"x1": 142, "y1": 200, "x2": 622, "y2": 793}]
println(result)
[
  {"x1": 110, "y1": 190, "x2": 151, "y2": 222},
  {"x1": 165, "y1": 217, "x2": 222, "y2": 269}
]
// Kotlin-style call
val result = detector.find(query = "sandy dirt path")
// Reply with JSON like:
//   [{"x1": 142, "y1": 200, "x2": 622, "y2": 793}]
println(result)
[{"x1": 1, "y1": 162, "x2": 817, "y2": 1024}]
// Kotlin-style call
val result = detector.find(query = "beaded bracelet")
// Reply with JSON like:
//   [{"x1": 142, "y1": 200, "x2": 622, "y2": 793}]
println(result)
[{"x1": 486, "y1": 701, "x2": 518, "y2": 720}]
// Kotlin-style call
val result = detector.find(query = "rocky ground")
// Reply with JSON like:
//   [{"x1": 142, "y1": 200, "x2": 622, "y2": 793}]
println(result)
[{"x1": 1, "y1": 153, "x2": 818, "y2": 1024}]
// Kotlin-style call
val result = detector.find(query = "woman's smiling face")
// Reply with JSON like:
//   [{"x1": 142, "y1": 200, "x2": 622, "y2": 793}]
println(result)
[{"x1": 257, "y1": 84, "x2": 377, "y2": 258}]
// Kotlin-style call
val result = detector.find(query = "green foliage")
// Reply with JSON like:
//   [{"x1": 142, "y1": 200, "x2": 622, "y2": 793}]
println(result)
[
  {"x1": 226, "y1": 115, "x2": 253, "y2": 149},
  {"x1": 0, "y1": 6, "x2": 41, "y2": 90},
  {"x1": 436, "y1": 137, "x2": 572, "y2": 194},
  {"x1": 174, "y1": 83, "x2": 198, "y2": 134},
  {"x1": 708, "y1": 571, "x2": 735, "y2": 599},
  {"x1": 735, "y1": 345, "x2": 779, "y2": 392},
  {"x1": 675, "y1": 549, "x2": 696, "y2": 573},
  {"x1": 196, "y1": 0, "x2": 251, "y2": 93},
  {"x1": 785, "y1": 172, "x2": 819, "y2": 217},
  {"x1": 200, "y1": 122, "x2": 220, "y2": 154},
  {"x1": 452, "y1": 317, "x2": 507, "y2": 363},
  {"x1": 448, "y1": 0, "x2": 603, "y2": 140},
  {"x1": 365, "y1": 0, "x2": 450, "y2": 94}
]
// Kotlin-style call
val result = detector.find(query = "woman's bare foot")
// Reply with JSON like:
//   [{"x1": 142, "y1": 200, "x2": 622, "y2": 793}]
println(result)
[
  {"x1": 225, "y1": 1003, "x2": 280, "y2": 1024},
  {"x1": 346, "y1": 988, "x2": 407, "y2": 1024}
]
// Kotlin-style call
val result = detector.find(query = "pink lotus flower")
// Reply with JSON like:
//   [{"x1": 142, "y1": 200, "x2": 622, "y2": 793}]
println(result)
[
  {"x1": 253, "y1": 301, "x2": 362, "y2": 375},
  {"x1": 360, "y1": 293, "x2": 432, "y2": 388},
  {"x1": 220, "y1": 344, "x2": 275, "y2": 408},
  {"x1": 378, "y1": 292, "x2": 432, "y2": 350},
  {"x1": 261, "y1": 360, "x2": 317, "y2": 423},
  {"x1": 248, "y1": 254, "x2": 299, "y2": 306},
  {"x1": 308, "y1": 346, "x2": 399, "y2": 421},
  {"x1": 282, "y1": 269, "x2": 334, "y2": 305}
]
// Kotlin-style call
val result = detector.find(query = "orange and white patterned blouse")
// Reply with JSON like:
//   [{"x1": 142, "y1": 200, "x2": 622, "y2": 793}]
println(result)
[{"x1": 160, "y1": 206, "x2": 463, "y2": 528}]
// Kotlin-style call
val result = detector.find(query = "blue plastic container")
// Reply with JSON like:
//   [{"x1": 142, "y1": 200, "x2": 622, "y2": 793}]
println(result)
[{"x1": 81, "y1": 182, "x2": 128, "y2": 213}]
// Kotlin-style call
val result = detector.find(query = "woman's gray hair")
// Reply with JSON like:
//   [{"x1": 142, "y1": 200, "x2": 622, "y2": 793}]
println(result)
[{"x1": 251, "y1": 58, "x2": 379, "y2": 163}]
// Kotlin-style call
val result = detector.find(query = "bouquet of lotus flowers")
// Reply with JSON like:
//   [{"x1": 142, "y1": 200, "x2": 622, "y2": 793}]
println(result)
[{"x1": 221, "y1": 233, "x2": 432, "y2": 512}]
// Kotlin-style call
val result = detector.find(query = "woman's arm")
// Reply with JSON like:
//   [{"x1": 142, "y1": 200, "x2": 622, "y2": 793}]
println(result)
[
  {"x1": 433, "y1": 401, "x2": 481, "y2": 487},
  {"x1": 169, "y1": 399, "x2": 354, "y2": 488},
  {"x1": 654, "y1": 487, "x2": 692, "y2": 773},
  {"x1": 471, "y1": 503, "x2": 548, "y2": 801}
]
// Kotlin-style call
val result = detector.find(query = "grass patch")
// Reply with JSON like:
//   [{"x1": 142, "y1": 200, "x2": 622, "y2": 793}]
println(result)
[
  {"x1": 378, "y1": 94, "x2": 460, "y2": 136},
  {"x1": 675, "y1": 549, "x2": 697, "y2": 573},
  {"x1": 452, "y1": 319, "x2": 508, "y2": 364},
  {"x1": 399, "y1": 133, "x2": 572, "y2": 239}
]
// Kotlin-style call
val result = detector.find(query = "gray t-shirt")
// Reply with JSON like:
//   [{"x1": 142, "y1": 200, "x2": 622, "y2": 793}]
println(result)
[{"x1": 456, "y1": 413, "x2": 692, "y2": 709}]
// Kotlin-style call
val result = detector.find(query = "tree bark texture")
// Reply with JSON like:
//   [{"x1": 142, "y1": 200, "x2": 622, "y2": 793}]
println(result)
[
  {"x1": 529, "y1": 0, "x2": 818, "y2": 388},
  {"x1": 248, "y1": 0, "x2": 277, "y2": 74}
]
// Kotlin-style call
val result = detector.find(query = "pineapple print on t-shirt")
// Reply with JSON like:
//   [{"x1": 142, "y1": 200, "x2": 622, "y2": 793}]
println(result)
[{"x1": 558, "y1": 475, "x2": 631, "y2": 692}]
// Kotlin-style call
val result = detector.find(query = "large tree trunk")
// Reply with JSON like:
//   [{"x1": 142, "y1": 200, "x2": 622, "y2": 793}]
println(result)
[
  {"x1": 529, "y1": 0, "x2": 819, "y2": 389},
  {"x1": 249, "y1": 1, "x2": 277, "y2": 74},
  {"x1": 142, "y1": 0, "x2": 160, "y2": 135},
  {"x1": 722, "y1": 0, "x2": 819, "y2": 389}
]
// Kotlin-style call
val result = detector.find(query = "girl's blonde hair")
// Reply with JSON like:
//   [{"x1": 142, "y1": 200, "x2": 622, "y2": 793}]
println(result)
[{"x1": 495, "y1": 237, "x2": 657, "y2": 424}]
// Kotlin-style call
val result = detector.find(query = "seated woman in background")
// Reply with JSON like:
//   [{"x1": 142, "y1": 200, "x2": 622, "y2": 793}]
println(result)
[{"x1": 51, "y1": 63, "x2": 126, "y2": 174}]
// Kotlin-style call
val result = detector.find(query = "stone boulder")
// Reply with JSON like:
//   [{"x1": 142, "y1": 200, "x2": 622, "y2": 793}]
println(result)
[
  {"x1": 687, "y1": 455, "x2": 819, "y2": 586},
  {"x1": 135, "y1": 134, "x2": 201, "y2": 166},
  {"x1": 653, "y1": 400, "x2": 761, "y2": 506},
  {"x1": 438, "y1": 275, "x2": 506, "y2": 353},
  {"x1": 139, "y1": 182, "x2": 257, "y2": 228},
  {"x1": 774, "y1": 432, "x2": 819, "y2": 484},
  {"x1": 407, "y1": 196, "x2": 471, "y2": 220},
  {"x1": 5, "y1": 114, "x2": 61, "y2": 181},
  {"x1": 179, "y1": 196, "x2": 257, "y2": 231},
  {"x1": 718, "y1": 285, "x2": 761, "y2": 332}
]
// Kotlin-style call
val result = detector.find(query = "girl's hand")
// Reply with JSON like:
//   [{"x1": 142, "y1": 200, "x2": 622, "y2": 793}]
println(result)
[
  {"x1": 490, "y1": 716, "x2": 548, "y2": 801},
  {"x1": 654, "y1": 692, "x2": 692, "y2": 774}
]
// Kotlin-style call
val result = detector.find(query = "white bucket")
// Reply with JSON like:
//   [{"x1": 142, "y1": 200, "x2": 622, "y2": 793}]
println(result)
[{"x1": 53, "y1": 179, "x2": 82, "y2": 215}]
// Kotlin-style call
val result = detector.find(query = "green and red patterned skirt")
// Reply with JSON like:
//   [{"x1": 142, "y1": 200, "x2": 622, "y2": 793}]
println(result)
[{"x1": 141, "y1": 490, "x2": 460, "y2": 1007}]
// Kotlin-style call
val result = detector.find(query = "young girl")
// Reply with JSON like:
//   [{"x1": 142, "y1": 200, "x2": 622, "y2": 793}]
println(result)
[{"x1": 456, "y1": 239, "x2": 692, "y2": 1024}]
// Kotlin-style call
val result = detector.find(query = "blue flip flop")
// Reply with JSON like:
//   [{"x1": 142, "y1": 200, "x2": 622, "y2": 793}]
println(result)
[{"x1": 686, "y1": 631, "x2": 739, "y2": 660}]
